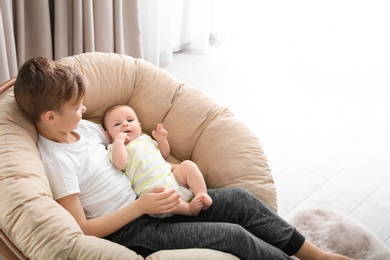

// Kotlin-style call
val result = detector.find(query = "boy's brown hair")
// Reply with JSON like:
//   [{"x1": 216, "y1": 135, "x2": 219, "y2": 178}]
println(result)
[{"x1": 14, "y1": 57, "x2": 87, "y2": 123}]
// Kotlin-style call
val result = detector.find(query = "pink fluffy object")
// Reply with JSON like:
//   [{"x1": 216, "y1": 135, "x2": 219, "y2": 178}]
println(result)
[{"x1": 289, "y1": 208, "x2": 390, "y2": 260}]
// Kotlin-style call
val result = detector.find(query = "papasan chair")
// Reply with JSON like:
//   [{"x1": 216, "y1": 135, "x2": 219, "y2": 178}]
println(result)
[{"x1": 0, "y1": 52, "x2": 277, "y2": 259}]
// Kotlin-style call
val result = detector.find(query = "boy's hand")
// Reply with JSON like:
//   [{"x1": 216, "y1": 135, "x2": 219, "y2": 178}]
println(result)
[
  {"x1": 115, "y1": 132, "x2": 131, "y2": 144},
  {"x1": 152, "y1": 123, "x2": 168, "y2": 142},
  {"x1": 136, "y1": 187, "x2": 180, "y2": 215}
]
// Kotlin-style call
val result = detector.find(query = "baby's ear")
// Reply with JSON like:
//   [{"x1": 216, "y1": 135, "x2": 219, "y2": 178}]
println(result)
[{"x1": 105, "y1": 131, "x2": 113, "y2": 142}]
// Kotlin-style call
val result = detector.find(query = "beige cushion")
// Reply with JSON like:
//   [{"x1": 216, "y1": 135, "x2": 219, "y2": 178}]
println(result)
[
  {"x1": 145, "y1": 249, "x2": 237, "y2": 260},
  {"x1": 0, "y1": 52, "x2": 276, "y2": 259}
]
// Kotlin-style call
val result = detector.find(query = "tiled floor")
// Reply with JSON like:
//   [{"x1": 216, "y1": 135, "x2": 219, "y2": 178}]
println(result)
[{"x1": 161, "y1": 1, "x2": 390, "y2": 248}]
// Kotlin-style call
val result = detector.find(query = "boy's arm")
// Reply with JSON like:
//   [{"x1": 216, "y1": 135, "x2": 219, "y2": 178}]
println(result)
[
  {"x1": 152, "y1": 123, "x2": 170, "y2": 159},
  {"x1": 111, "y1": 133, "x2": 130, "y2": 170},
  {"x1": 56, "y1": 187, "x2": 180, "y2": 238}
]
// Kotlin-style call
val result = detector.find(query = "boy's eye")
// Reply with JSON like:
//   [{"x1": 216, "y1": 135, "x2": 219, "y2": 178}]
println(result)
[
  {"x1": 114, "y1": 123, "x2": 120, "y2": 127},
  {"x1": 127, "y1": 119, "x2": 133, "y2": 123}
]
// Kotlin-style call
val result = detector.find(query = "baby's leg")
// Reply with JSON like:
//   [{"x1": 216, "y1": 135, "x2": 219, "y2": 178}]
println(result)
[
  {"x1": 173, "y1": 160, "x2": 206, "y2": 193},
  {"x1": 173, "y1": 160, "x2": 213, "y2": 210}
]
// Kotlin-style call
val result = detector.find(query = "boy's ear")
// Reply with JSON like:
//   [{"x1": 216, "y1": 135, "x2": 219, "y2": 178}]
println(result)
[{"x1": 42, "y1": 111, "x2": 55, "y2": 124}]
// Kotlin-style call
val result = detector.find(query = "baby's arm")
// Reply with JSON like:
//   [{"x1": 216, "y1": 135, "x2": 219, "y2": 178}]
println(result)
[
  {"x1": 111, "y1": 132, "x2": 131, "y2": 170},
  {"x1": 152, "y1": 123, "x2": 170, "y2": 159}
]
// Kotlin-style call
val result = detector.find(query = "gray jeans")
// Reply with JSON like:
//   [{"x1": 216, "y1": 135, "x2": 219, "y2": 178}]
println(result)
[{"x1": 105, "y1": 187, "x2": 304, "y2": 260}]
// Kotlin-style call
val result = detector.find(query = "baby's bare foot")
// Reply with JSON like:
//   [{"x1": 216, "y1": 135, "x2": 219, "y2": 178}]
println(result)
[
  {"x1": 188, "y1": 193, "x2": 213, "y2": 215},
  {"x1": 188, "y1": 194, "x2": 205, "y2": 216},
  {"x1": 198, "y1": 193, "x2": 212, "y2": 211}
]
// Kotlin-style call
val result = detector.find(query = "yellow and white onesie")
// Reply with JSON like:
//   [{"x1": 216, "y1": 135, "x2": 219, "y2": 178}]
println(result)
[{"x1": 107, "y1": 134, "x2": 193, "y2": 206}]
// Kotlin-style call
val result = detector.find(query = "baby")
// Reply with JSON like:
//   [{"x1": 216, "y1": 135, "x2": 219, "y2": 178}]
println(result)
[{"x1": 102, "y1": 104, "x2": 212, "y2": 217}]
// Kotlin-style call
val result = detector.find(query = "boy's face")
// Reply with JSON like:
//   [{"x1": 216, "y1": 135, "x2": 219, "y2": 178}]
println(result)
[
  {"x1": 54, "y1": 98, "x2": 86, "y2": 134},
  {"x1": 105, "y1": 106, "x2": 142, "y2": 142}
]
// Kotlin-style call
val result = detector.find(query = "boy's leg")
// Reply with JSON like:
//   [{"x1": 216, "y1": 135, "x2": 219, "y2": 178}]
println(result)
[
  {"x1": 105, "y1": 188, "x2": 300, "y2": 259},
  {"x1": 198, "y1": 188, "x2": 304, "y2": 255}
]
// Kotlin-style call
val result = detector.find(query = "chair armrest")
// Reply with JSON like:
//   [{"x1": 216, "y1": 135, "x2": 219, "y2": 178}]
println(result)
[
  {"x1": 0, "y1": 77, "x2": 16, "y2": 96},
  {"x1": 0, "y1": 229, "x2": 27, "y2": 260}
]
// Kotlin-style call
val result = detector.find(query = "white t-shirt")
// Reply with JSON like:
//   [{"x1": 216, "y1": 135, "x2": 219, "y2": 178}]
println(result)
[{"x1": 38, "y1": 119, "x2": 137, "y2": 218}]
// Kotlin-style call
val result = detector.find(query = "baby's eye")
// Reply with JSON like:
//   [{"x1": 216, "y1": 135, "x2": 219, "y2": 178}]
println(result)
[
  {"x1": 114, "y1": 123, "x2": 120, "y2": 127},
  {"x1": 127, "y1": 119, "x2": 133, "y2": 123}
]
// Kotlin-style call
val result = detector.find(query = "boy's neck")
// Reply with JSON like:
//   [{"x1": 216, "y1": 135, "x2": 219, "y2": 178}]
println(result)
[{"x1": 36, "y1": 123, "x2": 80, "y2": 144}]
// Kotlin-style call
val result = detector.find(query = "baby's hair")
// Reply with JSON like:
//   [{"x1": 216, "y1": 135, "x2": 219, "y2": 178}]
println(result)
[{"x1": 102, "y1": 104, "x2": 131, "y2": 130}]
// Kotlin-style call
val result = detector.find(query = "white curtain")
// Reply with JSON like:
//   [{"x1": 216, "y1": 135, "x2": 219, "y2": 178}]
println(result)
[
  {"x1": 0, "y1": 0, "x2": 142, "y2": 84},
  {"x1": 0, "y1": 0, "x2": 18, "y2": 84},
  {"x1": 0, "y1": 0, "x2": 52, "y2": 84},
  {"x1": 53, "y1": 0, "x2": 142, "y2": 60},
  {"x1": 139, "y1": 0, "x2": 226, "y2": 66},
  {"x1": 1, "y1": 0, "x2": 226, "y2": 83}
]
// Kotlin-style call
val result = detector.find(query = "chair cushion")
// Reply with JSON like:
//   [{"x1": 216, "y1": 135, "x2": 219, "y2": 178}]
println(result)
[{"x1": 0, "y1": 52, "x2": 276, "y2": 259}]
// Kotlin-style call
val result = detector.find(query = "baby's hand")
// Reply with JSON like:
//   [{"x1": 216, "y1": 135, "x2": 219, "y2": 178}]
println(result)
[
  {"x1": 115, "y1": 132, "x2": 131, "y2": 144},
  {"x1": 152, "y1": 123, "x2": 168, "y2": 142}
]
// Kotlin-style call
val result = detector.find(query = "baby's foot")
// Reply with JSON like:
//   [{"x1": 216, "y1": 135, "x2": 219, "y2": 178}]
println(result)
[
  {"x1": 198, "y1": 193, "x2": 212, "y2": 211},
  {"x1": 188, "y1": 193, "x2": 213, "y2": 216},
  {"x1": 188, "y1": 194, "x2": 205, "y2": 216}
]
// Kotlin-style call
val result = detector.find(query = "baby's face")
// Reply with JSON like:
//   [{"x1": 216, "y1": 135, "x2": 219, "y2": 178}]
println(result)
[{"x1": 105, "y1": 106, "x2": 142, "y2": 142}]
